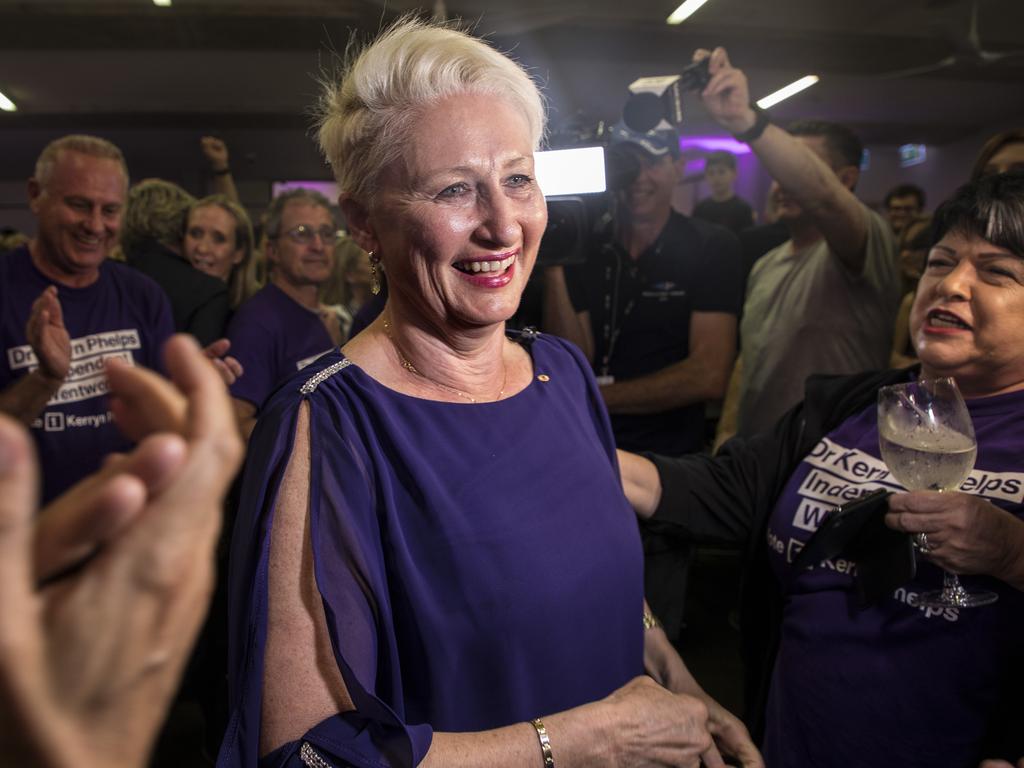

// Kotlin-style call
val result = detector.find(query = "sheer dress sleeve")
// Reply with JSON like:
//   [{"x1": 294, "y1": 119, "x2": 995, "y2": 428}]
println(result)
[{"x1": 218, "y1": 357, "x2": 432, "y2": 768}]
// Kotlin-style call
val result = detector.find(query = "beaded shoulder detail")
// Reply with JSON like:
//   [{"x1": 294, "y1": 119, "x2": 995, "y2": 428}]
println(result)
[
  {"x1": 299, "y1": 742, "x2": 332, "y2": 767},
  {"x1": 299, "y1": 358, "x2": 352, "y2": 394}
]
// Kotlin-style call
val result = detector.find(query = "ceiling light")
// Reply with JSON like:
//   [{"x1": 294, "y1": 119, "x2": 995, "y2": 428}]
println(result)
[
  {"x1": 756, "y1": 75, "x2": 820, "y2": 109},
  {"x1": 666, "y1": 0, "x2": 711, "y2": 25},
  {"x1": 153, "y1": 0, "x2": 172, "y2": 6},
  {"x1": 0, "y1": 90, "x2": 16, "y2": 112}
]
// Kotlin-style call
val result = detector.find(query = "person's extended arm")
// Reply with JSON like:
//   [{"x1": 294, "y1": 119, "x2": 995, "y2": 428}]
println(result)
[
  {"x1": 617, "y1": 449, "x2": 662, "y2": 519},
  {"x1": 423, "y1": 680, "x2": 715, "y2": 768},
  {"x1": 600, "y1": 311, "x2": 735, "y2": 414},
  {"x1": 541, "y1": 266, "x2": 594, "y2": 362},
  {"x1": 0, "y1": 334, "x2": 243, "y2": 768},
  {"x1": 0, "y1": 286, "x2": 70, "y2": 425},
  {"x1": 262, "y1": 406, "x2": 718, "y2": 768},
  {"x1": 643, "y1": 604, "x2": 763, "y2": 768},
  {"x1": 618, "y1": 415, "x2": 796, "y2": 547},
  {"x1": 698, "y1": 48, "x2": 869, "y2": 273}
]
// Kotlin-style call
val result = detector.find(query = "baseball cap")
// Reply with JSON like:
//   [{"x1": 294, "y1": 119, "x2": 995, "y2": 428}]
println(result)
[{"x1": 608, "y1": 122, "x2": 680, "y2": 159}]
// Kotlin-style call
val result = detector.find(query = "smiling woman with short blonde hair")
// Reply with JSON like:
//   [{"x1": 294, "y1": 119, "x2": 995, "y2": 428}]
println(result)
[{"x1": 218, "y1": 16, "x2": 758, "y2": 768}]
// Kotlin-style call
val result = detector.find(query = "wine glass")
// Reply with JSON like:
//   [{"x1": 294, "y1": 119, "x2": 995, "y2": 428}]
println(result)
[{"x1": 877, "y1": 377, "x2": 997, "y2": 608}]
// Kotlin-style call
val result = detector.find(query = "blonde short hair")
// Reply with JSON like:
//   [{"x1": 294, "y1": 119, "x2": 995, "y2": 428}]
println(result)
[
  {"x1": 316, "y1": 16, "x2": 546, "y2": 203},
  {"x1": 34, "y1": 134, "x2": 128, "y2": 189},
  {"x1": 121, "y1": 179, "x2": 195, "y2": 255}
]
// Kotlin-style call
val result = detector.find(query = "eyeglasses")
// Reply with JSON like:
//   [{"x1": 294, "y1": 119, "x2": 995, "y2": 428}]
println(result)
[{"x1": 277, "y1": 225, "x2": 340, "y2": 245}]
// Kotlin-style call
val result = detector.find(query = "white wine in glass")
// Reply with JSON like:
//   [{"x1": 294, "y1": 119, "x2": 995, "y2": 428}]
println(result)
[
  {"x1": 878, "y1": 428, "x2": 976, "y2": 493},
  {"x1": 877, "y1": 377, "x2": 997, "y2": 608}
]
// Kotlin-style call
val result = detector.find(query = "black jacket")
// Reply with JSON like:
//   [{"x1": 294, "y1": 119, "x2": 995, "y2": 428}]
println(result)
[
  {"x1": 647, "y1": 365, "x2": 1024, "y2": 759},
  {"x1": 127, "y1": 239, "x2": 230, "y2": 347},
  {"x1": 648, "y1": 367, "x2": 912, "y2": 736}
]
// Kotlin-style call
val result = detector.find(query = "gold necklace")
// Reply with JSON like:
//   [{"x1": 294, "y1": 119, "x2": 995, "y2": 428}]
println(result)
[{"x1": 382, "y1": 317, "x2": 507, "y2": 403}]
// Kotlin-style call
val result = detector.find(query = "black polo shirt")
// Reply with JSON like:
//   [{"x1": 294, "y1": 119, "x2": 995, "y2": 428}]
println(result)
[
  {"x1": 566, "y1": 210, "x2": 742, "y2": 455},
  {"x1": 692, "y1": 195, "x2": 756, "y2": 235}
]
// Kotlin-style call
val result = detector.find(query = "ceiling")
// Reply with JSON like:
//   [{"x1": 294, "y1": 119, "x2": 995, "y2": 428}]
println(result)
[{"x1": 1, "y1": 0, "x2": 1024, "y2": 147}]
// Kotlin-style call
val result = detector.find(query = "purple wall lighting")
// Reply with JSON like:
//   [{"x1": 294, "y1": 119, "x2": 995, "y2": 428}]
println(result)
[
  {"x1": 271, "y1": 180, "x2": 340, "y2": 200},
  {"x1": 677, "y1": 135, "x2": 753, "y2": 155}
]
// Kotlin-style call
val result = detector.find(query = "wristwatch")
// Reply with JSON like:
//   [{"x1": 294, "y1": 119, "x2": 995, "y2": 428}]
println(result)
[{"x1": 732, "y1": 104, "x2": 771, "y2": 144}]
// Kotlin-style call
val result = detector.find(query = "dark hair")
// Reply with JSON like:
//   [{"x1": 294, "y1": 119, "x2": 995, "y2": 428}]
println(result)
[
  {"x1": 970, "y1": 129, "x2": 1024, "y2": 181},
  {"x1": 705, "y1": 151, "x2": 736, "y2": 171},
  {"x1": 787, "y1": 120, "x2": 863, "y2": 169},
  {"x1": 930, "y1": 171, "x2": 1024, "y2": 257},
  {"x1": 885, "y1": 183, "x2": 925, "y2": 209},
  {"x1": 900, "y1": 216, "x2": 932, "y2": 252}
]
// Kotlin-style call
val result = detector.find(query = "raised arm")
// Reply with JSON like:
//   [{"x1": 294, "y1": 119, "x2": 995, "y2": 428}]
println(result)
[
  {"x1": 200, "y1": 136, "x2": 242, "y2": 205},
  {"x1": 698, "y1": 48, "x2": 869, "y2": 273}
]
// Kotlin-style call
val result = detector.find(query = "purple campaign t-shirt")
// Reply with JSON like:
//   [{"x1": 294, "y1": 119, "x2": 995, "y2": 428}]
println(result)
[
  {"x1": 0, "y1": 246, "x2": 175, "y2": 502},
  {"x1": 226, "y1": 283, "x2": 335, "y2": 410},
  {"x1": 763, "y1": 386, "x2": 1024, "y2": 768}
]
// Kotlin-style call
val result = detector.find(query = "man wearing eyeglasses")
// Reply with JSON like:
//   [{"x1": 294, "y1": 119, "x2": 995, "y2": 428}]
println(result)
[
  {"x1": 226, "y1": 188, "x2": 343, "y2": 439},
  {"x1": 883, "y1": 183, "x2": 925, "y2": 238}
]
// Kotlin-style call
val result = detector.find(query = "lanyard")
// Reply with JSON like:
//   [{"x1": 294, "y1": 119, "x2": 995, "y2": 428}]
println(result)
[
  {"x1": 599, "y1": 246, "x2": 633, "y2": 378},
  {"x1": 597, "y1": 233, "x2": 666, "y2": 377}
]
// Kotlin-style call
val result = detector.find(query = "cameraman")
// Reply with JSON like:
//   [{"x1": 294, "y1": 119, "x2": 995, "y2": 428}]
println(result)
[
  {"x1": 543, "y1": 126, "x2": 742, "y2": 457},
  {"x1": 543, "y1": 125, "x2": 743, "y2": 642}
]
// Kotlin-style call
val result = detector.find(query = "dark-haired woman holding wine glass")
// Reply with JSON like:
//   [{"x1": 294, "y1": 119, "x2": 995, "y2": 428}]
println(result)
[{"x1": 620, "y1": 171, "x2": 1024, "y2": 768}]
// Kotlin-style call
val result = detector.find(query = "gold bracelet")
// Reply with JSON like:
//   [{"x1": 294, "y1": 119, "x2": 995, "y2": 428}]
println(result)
[
  {"x1": 643, "y1": 609, "x2": 661, "y2": 631},
  {"x1": 530, "y1": 717, "x2": 555, "y2": 768}
]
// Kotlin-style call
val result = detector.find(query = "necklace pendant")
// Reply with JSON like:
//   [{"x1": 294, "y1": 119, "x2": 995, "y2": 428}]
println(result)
[{"x1": 384, "y1": 315, "x2": 506, "y2": 404}]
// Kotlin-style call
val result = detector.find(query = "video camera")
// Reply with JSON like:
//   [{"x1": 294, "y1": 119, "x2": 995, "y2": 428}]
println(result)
[{"x1": 536, "y1": 58, "x2": 710, "y2": 266}]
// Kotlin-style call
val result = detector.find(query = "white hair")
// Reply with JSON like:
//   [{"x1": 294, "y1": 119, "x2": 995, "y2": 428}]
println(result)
[{"x1": 316, "y1": 16, "x2": 546, "y2": 203}]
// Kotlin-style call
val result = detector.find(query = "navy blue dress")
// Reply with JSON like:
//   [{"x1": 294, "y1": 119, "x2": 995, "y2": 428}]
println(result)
[{"x1": 217, "y1": 331, "x2": 644, "y2": 767}]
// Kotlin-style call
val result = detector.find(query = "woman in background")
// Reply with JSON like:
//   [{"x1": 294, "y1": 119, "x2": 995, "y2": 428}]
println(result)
[
  {"x1": 321, "y1": 236, "x2": 374, "y2": 342},
  {"x1": 184, "y1": 194, "x2": 259, "y2": 310}
]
